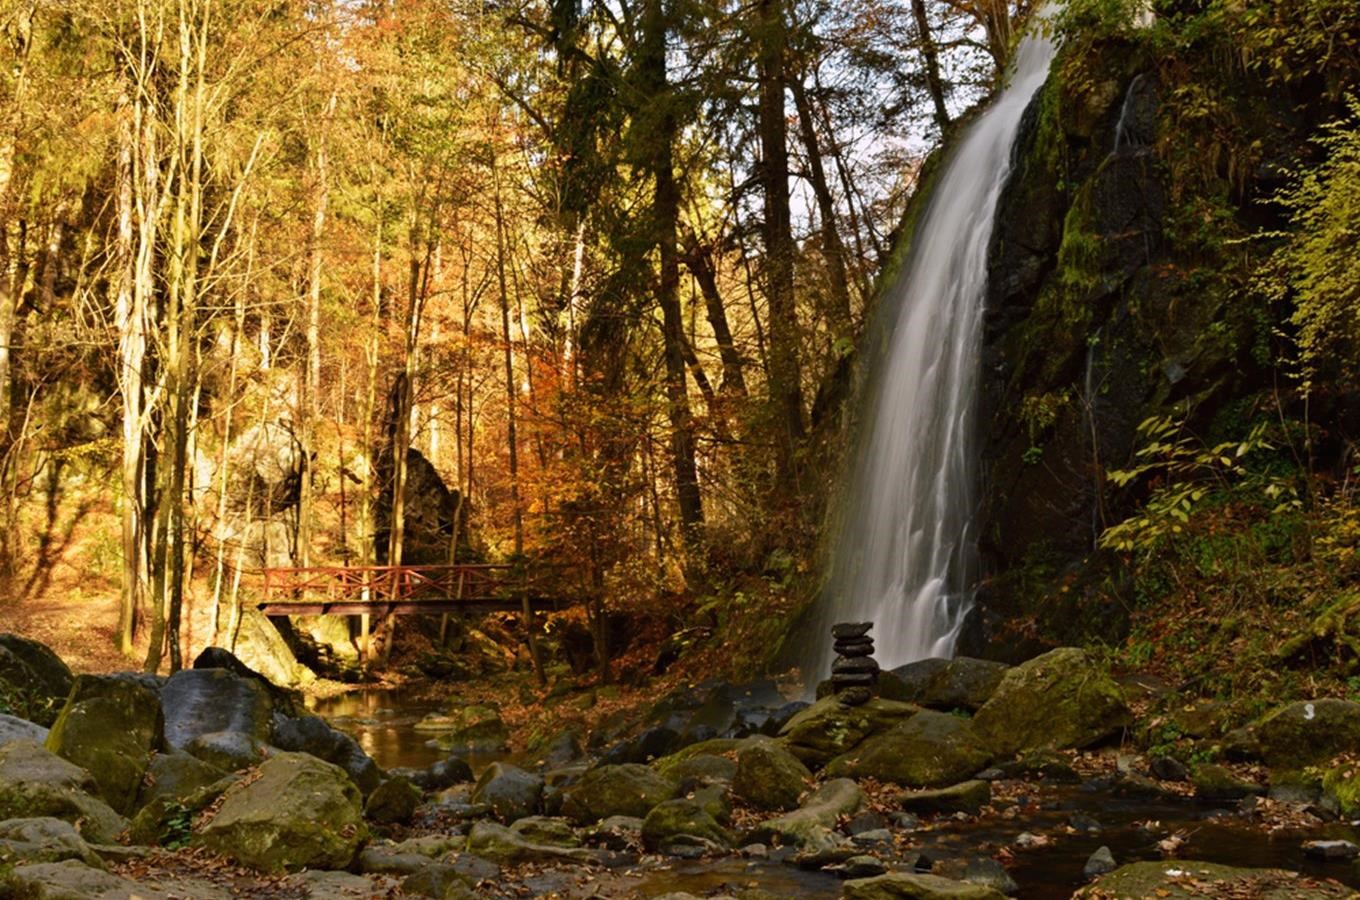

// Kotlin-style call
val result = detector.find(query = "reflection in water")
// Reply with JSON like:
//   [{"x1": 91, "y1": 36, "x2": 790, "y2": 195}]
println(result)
[{"x1": 307, "y1": 687, "x2": 449, "y2": 771}]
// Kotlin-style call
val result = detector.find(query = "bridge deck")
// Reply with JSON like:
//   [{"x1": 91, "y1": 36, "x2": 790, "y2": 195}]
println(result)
[{"x1": 256, "y1": 563, "x2": 575, "y2": 617}]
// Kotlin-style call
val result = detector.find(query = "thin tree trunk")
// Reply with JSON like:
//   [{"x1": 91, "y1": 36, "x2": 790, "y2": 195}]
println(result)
[
  {"x1": 791, "y1": 77, "x2": 853, "y2": 329},
  {"x1": 682, "y1": 233, "x2": 747, "y2": 398},
  {"x1": 911, "y1": 0, "x2": 951, "y2": 133}
]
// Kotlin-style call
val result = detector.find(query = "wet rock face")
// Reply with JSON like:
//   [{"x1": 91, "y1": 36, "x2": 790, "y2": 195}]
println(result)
[{"x1": 375, "y1": 447, "x2": 470, "y2": 565}]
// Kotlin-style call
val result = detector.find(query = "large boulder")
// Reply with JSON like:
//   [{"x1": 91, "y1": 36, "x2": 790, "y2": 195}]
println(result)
[
  {"x1": 971, "y1": 648, "x2": 1129, "y2": 755},
  {"x1": 271, "y1": 714, "x2": 382, "y2": 795},
  {"x1": 1229, "y1": 699, "x2": 1360, "y2": 769},
  {"x1": 0, "y1": 713, "x2": 48, "y2": 748},
  {"x1": 0, "y1": 740, "x2": 126, "y2": 843},
  {"x1": 1075, "y1": 860, "x2": 1350, "y2": 898},
  {"x1": 364, "y1": 776, "x2": 422, "y2": 825},
  {"x1": 731, "y1": 738, "x2": 811, "y2": 811},
  {"x1": 0, "y1": 635, "x2": 74, "y2": 704},
  {"x1": 195, "y1": 751, "x2": 367, "y2": 872},
  {"x1": 0, "y1": 817, "x2": 103, "y2": 868},
  {"x1": 559, "y1": 764, "x2": 677, "y2": 824},
  {"x1": 232, "y1": 610, "x2": 316, "y2": 689},
  {"x1": 161, "y1": 667, "x2": 274, "y2": 752},
  {"x1": 137, "y1": 751, "x2": 227, "y2": 807},
  {"x1": 471, "y1": 763, "x2": 543, "y2": 823},
  {"x1": 843, "y1": 871, "x2": 1006, "y2": 899},
  {"x1": 44, "y1": 675, "x2": 163, "y2": 815},
  {"x1": 641, "y1": 797, "x2": 731, "y2": 852},
  {"x1": 743, "y1": 778, "x2": 862, "y2": 852},
  {"x1": 778, "y1": 696, "x2": 918, "y2": 767},
  {"x1": 825, "y1": 710, "x2": 994, "y2": 787},
  {"x1": 917, "y1": 658, "x2": 1009, "y2": 711},
  {"x1": 0, "y1": 644, "x2": 56, "y2": 727},
  {"x1": 3, "y1": 860, "x2": 187, "y2": 900},
  {"x1": 464, "y1": 821, "x2": 595, "y2": 865}
]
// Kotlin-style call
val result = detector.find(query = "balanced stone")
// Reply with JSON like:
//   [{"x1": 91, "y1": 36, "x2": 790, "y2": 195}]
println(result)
[
  {"x1": 832, "y1": 623, "x2": 873, "y2": 641},
  {"x1": 836, "y1": 639, "x2": 875, "y2": 658},
  {"x1": 833, "y1": 657, "x2": 880, "y2": 675}
]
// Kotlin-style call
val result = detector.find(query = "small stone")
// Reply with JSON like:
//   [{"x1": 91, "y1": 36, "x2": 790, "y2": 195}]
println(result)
[
  {"x1": 835, "y1": 640, "x2": 876, "y2": 658},
  {"x1": 1069, "y1": 813, "x2": 1102, "y2": 833},
  {"x1": 976, "y1": 768, "x2": 1005, "y2": 781},
  {"x1": 1115, "y1": 754, "x2": 1140, "y2": 775},
  {"x1": 832, "y1": 623, "x2": 873, "y2": 640},
  {"x1": 1150, "y1": 756, "x2": 1190, "y2": 782},
  {"x1": 965, "y1": 857, "x2": 1018, "y2": 894},
  {"x1": 742, "y1": 842, "x2": 768, "y2": 859},
  {"x1": 833, "y1": 657, "x2": 881, "y2": 675},
  {"x1": 839, "y1": 687, "x2": 873, "y2": 707},
  {"x1": 1303, "y1": 839, "x2": 1360, "y2": 861},
  {"x1": 850, "y1": 828, "x2": 893, "y2": 847},
  {"x1": 844, "y1": 810, "x2": 886, "y2": 835},
  {"x1": 1015, "y1": 832, "x2": 1043, "y2": 848},
  {"x1": 1083, "y1": 846, "x2": 1117, "y2": 879},
  {"x1": 832, "y1": 672, "x2": 879, "y2": 687},
  {"x1": 889, "y1": 811, "x2": 920, "y2": 830}
]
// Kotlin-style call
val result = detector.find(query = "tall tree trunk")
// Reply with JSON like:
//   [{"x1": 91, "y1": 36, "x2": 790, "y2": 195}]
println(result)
[
  {"x1": 641, "y1": 0, "x2": 704, "y2": 558},
  {"x1": 492, "y1": 149, "x2": 544, "y2": 686},
  {"x1": 755, "y1": 0, "x2": 805, "y2": 492},
  {"x1": 682, "y1": 234, "x2": 746, "y2": 398},
  {"x1": 911, "y1": 0, "x2": 951, "y2": 133},
  {"x1": 790, "y1": 77, "x2": 853, "y2": 329}
]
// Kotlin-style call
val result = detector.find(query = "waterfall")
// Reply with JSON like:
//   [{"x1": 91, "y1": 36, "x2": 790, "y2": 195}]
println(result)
[{"x1": 811, "y1": 16, "x2": 1060, "y2": 677}]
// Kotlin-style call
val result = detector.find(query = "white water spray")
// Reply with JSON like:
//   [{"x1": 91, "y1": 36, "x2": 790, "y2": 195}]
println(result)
[{"x1": 814, "y1": 17, "x2": 1060, "y2": 675}]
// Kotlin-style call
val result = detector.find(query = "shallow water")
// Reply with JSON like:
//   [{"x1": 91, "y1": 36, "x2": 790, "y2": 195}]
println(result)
[{"x1": 308, "y1": 686, "x2": 450, "y2": 770}]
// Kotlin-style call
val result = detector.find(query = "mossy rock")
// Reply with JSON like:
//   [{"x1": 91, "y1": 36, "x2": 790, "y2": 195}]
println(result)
[
  {"x1": 1191, "y1": 764, "x2": 1263, "y2": 802},
  {"x1": 0, "y1": 740, "x2": 127, "y2": 844},
  {"x1": 0, "y1": 635, "x2": 72, "y2": 721},
  {"x1": 1321, "y1": 763, "x2": 1360, "y2": 817},
  {"x1": 559, "y1": 764, "x2": 677, "y2": 824},
  {"x1": 137, "y1": 750, "x2": 227, "y2": 808},
  {"x1": 825, "y1": 710, "x2": 994, "y2": 788},
  {"x1": 743, "y1": 778, "x2": 862, "y2": 852},
  {"x1": 0, "y1": 646, "x2": 55, "y2": 728},
  {"x1": 470, "y1": 762, "x2": 543, "y2": 823},
  {"x1": 731, "y1": 738, "x2": 811, "y2": 811},
  {"x1": 652, "y1": 739, "x2": 741, "y2": 778},
  {"x1": 128, "y1": 774, "x2": 238, "y2": 846},
  {"x1": 971, "y1": 648, "x2": 1130, "y2": 756},
  {"x1": 1074, "y1": 860, "x2": 1351, "y2": 898},
  {"x1": 641, "y1": 797, "x2": 731, "y2": 851},
  {"x1": 778, "y1": 696, "x2": 918, "y2": 768},
  {"x1": 195, "y1": 751, "x2": 367, "y2": 872},
  {"x1": 365, "y1": 776, "x2": 423, "y2": 825},
  {"x1": 426, "y1": 704, "x2": 510, "y2": 754},
  {"x1": 899, "y1": 780, "x2": 991, "y2": 816},
  {"x1": 662, "y1": 752, "x2": 737, "y2": 787},
  {"x1": 1235, "y1": 699, "x2": 1360, "y2": 769},
  {"x1": 509, "y1": 816, "x2": 580, "y2": 848},
  {"x1": 231, "y1": 610, "x2": 315, "y2": 689},
  {"x1": 843, "y1": 871, "x2": 1006, "y2": 899},
  {"x1": 464, "y1": 821, "x2": 595, "y2": 865}
]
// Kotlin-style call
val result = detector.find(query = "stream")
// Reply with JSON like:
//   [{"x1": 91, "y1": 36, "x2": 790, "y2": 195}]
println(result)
[{"x1": 312, "y1": 687, "x2": 1360, "y2": 899}]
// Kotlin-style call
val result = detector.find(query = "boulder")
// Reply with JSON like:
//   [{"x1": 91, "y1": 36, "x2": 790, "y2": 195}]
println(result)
[
  {"x1": 510, "y1": 816, "x2": 580, "y2": 847},
  {"x1": 1232, "y1": 699, "x2": 1360, "y2": 769},
  {"x1": 365, "y1": 776, "x2": 423, "y2": 825},
  {"x1": 899, "y1": 780, "x2": 991, "y2": 816},
  {"x1": 559, "y1": 764, "x2": 677, "y2": 823},
  {"x1": 403, "y1": 864, "x2": 479, "y2": 899},
  {"x1": 885, "y1": 659, "x2": 952, "y2": 702},
  {"x1": 161, "y1": 668, "x2": 273, "y2": 752},
  {"x1": 919, "y1": 659, "x2": 1009, "y2": 711},
  {"x1": 731, "y1": 737, "x2": 811, "y2": 811},
  {"x1": 583, "y1": 815, "x2": 644, "y2": 850},
  {"x1": 0, "y1": 712, "x2": 48, "y2": 748},
  {"x1": 137, "y1": 751, "x2": 227, "y2": 807},
  {"x1": 1074, "y1": 860, "x2": 1350, "y2": 898},
  {"x1": 422, "y1": 704, "x2": 509, "y2": 754},
  {"x1": 0, "y1": 740, "x2": 126, "y2": 843},
  {"x1": 185, "y1": 730, "x2": 270, "y2": 772},
  {"x1": 44, "y1": 674, "x2": 164, "y2": 816},
  {"x1": 743, "y1": 778, "x2": 862, "y2": 851},
  {"x1": 778, "y1": 696, "x2": 918, "y2": 767},
  {"x1": 843, "y1": 871, "x2": 1007, "y2": 899},
  {"x1": 2, "y1": 860, "x2": 182, "y2": 899},
  {"x1": 826, "y1": 710, "x2": 993, "y2": 788},
  {"x1": 271, "y1": 714, "x2": 382, "y2": 794},
  {"x1": 195, "y1": 751, "x2": 367, "y2": 872},
  {"x1": 665, "y1": 753, "x2": 738, "y2": 788},
  {"x1": 0, "y1": 635, "x2": 73, "y2": 709},
  {"x1": 599, "y1": 726, "x2": 682, "y2": 765},
  {"x1": 641, "y1": 797, "x2": 731, "y2": 852},
  {"x1": 1191, "y1": 764, "x2": 1263, "y2": 802},
  {"x1": 471, "y1": 762, "x2": 543, "y2": 823},
  {"x1": 0, "y1": 817, "x2": 103, "y2": 868},
  {"x1": 128, "y1": 774, "x2": 237, "y2": 847},
  {"x1": 289, "y1": 870, "x2": 386, "y2": 898},
  {"x1": 971, "y1": 648, "x2": 1130, "y2": 756},
  {"x1": 464, "y1": 821, "x2": 595, "y2": 865},
  {"x1": 232, "y1": 610, "x2": 316, "y2": 689}
]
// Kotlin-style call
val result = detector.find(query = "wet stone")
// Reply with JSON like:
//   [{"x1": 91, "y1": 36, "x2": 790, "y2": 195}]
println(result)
[
  {"x1": 832, "y1": 623, "x2": 873, "y2": 640},
  {"x1": 1084, "y1": 846, "x2": 1117, "y2": 879},
  {"x1": 833, "y1": 657, "x2": 881, "y2": 675},
  {"x1": 1303, "y1": 839, "x2": 1360, "y2": 861}
]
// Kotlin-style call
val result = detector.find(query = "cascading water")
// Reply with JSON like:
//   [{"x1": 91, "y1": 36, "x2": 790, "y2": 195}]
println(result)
[{"x1": 812, "y1": 15, "x2": 1060, "y2": 676}]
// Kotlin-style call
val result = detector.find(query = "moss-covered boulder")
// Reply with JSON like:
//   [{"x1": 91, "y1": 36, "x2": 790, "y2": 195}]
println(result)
[
  {"x1": 641, "y1": 797, "x2": 732, "y2": 852},
  {"x1": 44, "y1": 675, "x2": 163, "y2": 816},
  {"x1": 0, "y1": 817, "x2": 103, "y2": 869},
  {"x1": 0, "y1": 740, "x2": 126, "y2": 843},
  {"x1": 971, "y1": 648, "x2": 1129, "y2": 755},
  {"x1": 1074, "y1": 860, "x2": 1351, "y2": 898},
  {"x1": 128, "y1": 773, "x2": 238, "y2": 847},
  {"x1": 662, "y1": 752, "x2": 737, "y2": 787},
  {"x1": 195, "y1": 751, "x2": 367, "y2": 872},
  {"x1": 0, "y1": 635, "x2": 73, "y2": 713},
  {"x1": 1230, "y1": 699, "x2": 1360, "y2": 769},
  {"x1": 843, "y1": 875, "x2": 1006, "y2": 900},
  {"x1": 137, "y1": 750, "x2": 227, "y2": 808},
  {"x1": 559, "y1": 764, "x2": 677, "y2": 824},
  {"x1": 843, "y1": 871, "x2": 1007, "y2": 899},
  {"x1": 509, "y1": 816, "x2": 580, "y2": 848},
  {"x1": 731, "y1": 738, "x2": 811, "y2": 811},
  {"x1": 471, "y1": 762, "x2": 543, "y2": 823},
  {"x1": 271, "y1": 714, "x2": 382, "y2": 795},
  {"x1": 422, "y1": 704, "x2": 510, "y2": 754},
  {"x1": 161, "y1": 667, "x2": 274, "y2": 753},
  {"x1": 231, "y1": 609, "x2": 316, "y2": 689},
  {"x1": 899, "y1": 780, "x2": 991, "y2": 816},
  {"x1": 0, "y1": 645, "x2": 57, "y2": 727},
  {"x1": 464, "y1": 821, "x2": 595, "y2": 865},
  {"x1": 918, "y1": 659, "x2": 1009, "y2": 711},
  {"x1": 778, "y1": 696, "x2": 918, "y2": 768},
  {"x1": 365, "y1": 775, "x2": 423, "y2": 825},
  {"x1": 1191, "y1": 764, "x2": 1263, "y2": 802},
  {"x1": 743, "y1": 778, "x2": 861, "y2": 851},
  {"x1": 825, "y1": 710, "x2": 994, "y2": 788},
  {"x1": 1321, "y1": 763, "x2": 1360, "y2": 817}
]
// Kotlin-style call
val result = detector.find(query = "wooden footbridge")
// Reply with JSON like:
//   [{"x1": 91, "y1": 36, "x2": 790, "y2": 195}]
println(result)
[{"x1": 257, "y1": 563, "x2": 578, "y2": 619}]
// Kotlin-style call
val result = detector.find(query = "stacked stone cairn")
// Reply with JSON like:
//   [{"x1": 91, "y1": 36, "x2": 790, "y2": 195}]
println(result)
[{"x1": 831, "y1": 622, "x2": 878, "y2": 706}]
